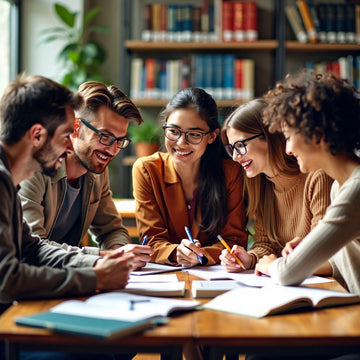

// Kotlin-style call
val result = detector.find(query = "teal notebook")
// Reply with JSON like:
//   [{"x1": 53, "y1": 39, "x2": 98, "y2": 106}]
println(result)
[{"x1": 15, "y1": 312, "x2": 157, "y2": 339}]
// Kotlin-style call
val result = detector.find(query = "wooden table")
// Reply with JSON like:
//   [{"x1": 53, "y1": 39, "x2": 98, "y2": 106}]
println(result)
[{"x1": 1, "y1": 271, "x2": 360, "y2": 360}]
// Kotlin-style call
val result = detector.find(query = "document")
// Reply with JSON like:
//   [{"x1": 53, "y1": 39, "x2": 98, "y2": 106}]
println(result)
[
  {"x1": 204, "y1": 285, "x2": 360, "y2": 318},
  {"x1": 15, "y1": 292, "x2": 201, "y2": 339}
]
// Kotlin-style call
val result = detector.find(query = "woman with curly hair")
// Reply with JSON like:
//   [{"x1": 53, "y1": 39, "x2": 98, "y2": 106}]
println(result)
[
  {"x1": 219, "y1": 98, "x2": 333, "y2": 272},
  {"x1": 256, "y1": 71, "x2": 360, "y2": 299}
]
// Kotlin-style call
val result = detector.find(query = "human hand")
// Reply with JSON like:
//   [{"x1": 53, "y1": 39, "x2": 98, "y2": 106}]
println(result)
[
  {"x1": 94, "y1": 248, "x2": 134, "y2": 290},
  {"x1": 219, "y1": 245, "x2": 251, "y2": 272},
  {"x1": 255, "y1": 254, "x2": 277, "y2": 276},
  {"x1": 282, "y1": 236, "x2": 302, "y2": 257},
  {"x1": 121, "y1": 243, "x2": 154, "y2": 269},
  {"x1": 176, "y1": 238, "x2": 203, "y2": 267}
]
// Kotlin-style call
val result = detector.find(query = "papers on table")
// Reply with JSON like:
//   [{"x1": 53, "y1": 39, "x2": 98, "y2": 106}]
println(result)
[{"x1": 184, "y1": 265, "x2": 333, "y2": 287}]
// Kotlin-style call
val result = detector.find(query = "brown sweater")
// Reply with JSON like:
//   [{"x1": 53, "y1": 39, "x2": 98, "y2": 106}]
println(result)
[{"x1": 248, "y1": 169, "x2": 333, "y2": 262}]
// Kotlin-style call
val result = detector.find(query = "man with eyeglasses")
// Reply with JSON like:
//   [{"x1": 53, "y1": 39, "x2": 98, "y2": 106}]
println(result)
[{"x1": 19, "y1": 81, "x2": 154, "y2": 269}]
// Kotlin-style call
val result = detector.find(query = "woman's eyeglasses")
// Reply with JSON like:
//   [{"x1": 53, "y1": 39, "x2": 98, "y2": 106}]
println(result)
[
  {"x1": 163, "y1": 125, "x2": 211, "y2": 145},
  {"x1": 224, "y1": 133, "x2": 264, "y2": 157}
]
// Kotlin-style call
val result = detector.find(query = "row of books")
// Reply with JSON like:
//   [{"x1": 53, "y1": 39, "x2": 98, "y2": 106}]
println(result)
[
  {"x1": 130, "y1": 55, "x2": 255, "y2": 101},
  {"x1": 306, "y1": 55, "x2": 360, "y2": 90},
  {"x1": 286, "y1": 1, "x2": 359, "y2": 44},
  {"x1": 141, "y1": 1, "x2": 258, "y2": 43}
]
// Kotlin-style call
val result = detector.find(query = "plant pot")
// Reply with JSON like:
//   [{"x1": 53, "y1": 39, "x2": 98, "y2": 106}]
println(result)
[{"x1": 135, "y1": 142, "x2": 160, "y2": 158}]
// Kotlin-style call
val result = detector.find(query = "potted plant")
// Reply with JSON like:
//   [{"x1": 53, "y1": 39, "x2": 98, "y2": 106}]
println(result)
[
  {"x1": 128, "y1": 120, "x2": 163, "y2": 158},
  {"x1": 40, "y1": 3, "x2": 110, "y2": 90}
]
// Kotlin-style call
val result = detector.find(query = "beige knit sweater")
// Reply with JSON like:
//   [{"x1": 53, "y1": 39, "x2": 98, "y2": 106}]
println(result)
[{"x1": 248, "y1": 169, "x2": 333, "y2": 262}]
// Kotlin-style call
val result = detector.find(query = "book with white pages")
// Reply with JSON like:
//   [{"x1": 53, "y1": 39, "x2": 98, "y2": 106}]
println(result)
[
  {"x1": 131, "y1": 262, "x2": 182, "y2": 276},
  {"x1": 16, "y1": 292, "x2": 200, "y2": 339},
  {"x1": 204, "y1": 284, "x2": 360, "y2": 318},
  {"x1": 121, "y1": 281, "x2": 186, "y2": 297},
  {"x1": 185, "y1": 265, "x2": 333, "y2": 287}
]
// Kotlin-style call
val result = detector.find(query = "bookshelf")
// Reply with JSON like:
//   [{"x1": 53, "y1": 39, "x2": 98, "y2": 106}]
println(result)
[{"x1": 115, "y1": 0, "x2": 360, "y2": 198}]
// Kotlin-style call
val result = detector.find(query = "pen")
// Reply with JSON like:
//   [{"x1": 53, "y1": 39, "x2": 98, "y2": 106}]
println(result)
[
  {"x1": 184, "y1": 226, "x2": 203, "y2": 264},
  {"x1": 141, "y1": 235, "x2": 148, "y2": 246},
  {"x1": 217, "y1": 234, "x2": 246, "y2": 270}
]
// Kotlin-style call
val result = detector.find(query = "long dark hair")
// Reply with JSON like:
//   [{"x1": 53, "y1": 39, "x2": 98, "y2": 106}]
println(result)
[{"x1": 160, "y1": 88, "x2": 227, "y2": 238}]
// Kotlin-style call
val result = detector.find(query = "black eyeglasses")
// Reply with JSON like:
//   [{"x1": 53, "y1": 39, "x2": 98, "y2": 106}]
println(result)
[
  {"x1": 78, "y1": 118, "x2": 131, "y2": 149},
  {"x1": 163, "y1": 125, "x2": 211, "y2": 145},
  {"x1": 224, "y1": 133, "x2": 264, "y2": 157}
]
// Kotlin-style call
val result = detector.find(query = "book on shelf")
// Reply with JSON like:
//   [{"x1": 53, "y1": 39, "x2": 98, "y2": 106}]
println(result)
[
  {"x1": 356, "y1": 5, "x2": 360, "y2": 44},
  {"x1": 16, "y1": 292, "x2": 201, "y2": 338},
  {"x1": 335, "y1": 3, "x2": 346, "y2": 44},
  {"x1": 130, "y1": 54, "x2": 255, "y2": 101},
  {"x1": 324, "y1": 3, "x2": 336, "y2": 43},
  {"x1": 139, "y1": 0, "x2": 257, "y2": 43},
  {"x1": 222, "y1": 1, "x2": 233, "y2": 42},
  {"x1": 243, "y1": 1, "x2": 258, "y2": 42},
  {"x1": 204, "y1": 284, "x2": 360, "y2": 318},
  {"x1": 316, "y1": 3, "x2": 327, "y2": 43},
  {"x1": 285, "y1": 5, "x2": 307, "y2": 43},
  {"x1": 345, "y1": 3, "x2": 356, "y2": 44},
  {"x1": 297, "y1": 0, "x2": 318, "y2": 43},
  {"x1": 233, "y1": 1, "x2": 245, "y2": 42}
]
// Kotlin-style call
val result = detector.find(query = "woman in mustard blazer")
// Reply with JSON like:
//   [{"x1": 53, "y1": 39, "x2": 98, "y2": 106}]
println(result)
[{"x1": 132, "y1": 88, "x2": 248, "y2": 266}]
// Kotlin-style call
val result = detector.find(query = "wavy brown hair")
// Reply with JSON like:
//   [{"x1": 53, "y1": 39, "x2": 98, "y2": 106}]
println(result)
[{"x1": 76, "y1": 81, "x2": 143, "y2": 125}]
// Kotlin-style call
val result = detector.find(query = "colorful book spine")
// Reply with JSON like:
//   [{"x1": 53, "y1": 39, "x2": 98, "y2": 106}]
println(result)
[
  {"x1": 222, "y1": 1, "x2": 234, "y2": 42},
  {"x1": 142, "y1": 4, "x2": 152, "y2": 41},
  {"x1": 297, "y1": 0, "x2": 317, "y2": 43},
  {"x1": 325, "y1": 4, "x2": 337, "y2": 43},
  {"x1": 335, "y1": 4, "x2": 346, "y2": 44},
  {"x1": 233, "y1": 1, "x2": 245, "y2": 42},
  {"x1": 285, "y1": 5, "x2": 307, "y2": 43},
  {"x1": 244, "y1": 1, "x2": 258, "y2": 42}
]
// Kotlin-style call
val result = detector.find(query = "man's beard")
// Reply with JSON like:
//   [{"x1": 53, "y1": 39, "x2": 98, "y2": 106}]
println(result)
[{"x1": 33, "y1": 139, "x2": 65, "y2": 177}]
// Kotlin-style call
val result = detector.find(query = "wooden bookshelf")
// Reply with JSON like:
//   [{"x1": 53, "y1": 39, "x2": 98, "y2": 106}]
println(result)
[
  {"x1": 286, "y1": 41, "x2": 360, "y2": 52},
  {"x1": 125, "y1": 40, "x2": 279, "y2": 51}
]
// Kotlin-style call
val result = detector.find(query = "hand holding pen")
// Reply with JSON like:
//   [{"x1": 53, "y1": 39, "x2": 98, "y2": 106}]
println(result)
[
  {"x1": 217, "y1": 234, "x2": 246, "y2": 270},
  {"x1": 185, "y1": 226, "x2": 203, "y2": 264}
]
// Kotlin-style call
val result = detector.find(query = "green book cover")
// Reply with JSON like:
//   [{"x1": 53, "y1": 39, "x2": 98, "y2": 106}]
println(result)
[{"x1": 15, "y1": 312, "x2": 157, "y2": 339}]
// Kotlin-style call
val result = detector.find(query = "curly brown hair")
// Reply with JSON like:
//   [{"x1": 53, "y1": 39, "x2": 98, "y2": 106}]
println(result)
[{"x1": 263, "y1": 70, "x2": 360, "y2": 156}]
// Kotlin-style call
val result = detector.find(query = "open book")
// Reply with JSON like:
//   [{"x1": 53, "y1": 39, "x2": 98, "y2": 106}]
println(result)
[
  {"x1": 15, "y1": 292, "x2": 201, "y2": 339},
  {"x1": 204, "y1": 285, "x2": 360, "y2": 318}
]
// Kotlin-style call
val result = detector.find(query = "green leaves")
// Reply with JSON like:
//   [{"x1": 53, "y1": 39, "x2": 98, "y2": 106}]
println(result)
[
  {"x1": 55, "y1": 3, "x2": 76, "y2": 28},
  {"x1": 40, "y1": 2, "x2": 110, "y2": 90}
]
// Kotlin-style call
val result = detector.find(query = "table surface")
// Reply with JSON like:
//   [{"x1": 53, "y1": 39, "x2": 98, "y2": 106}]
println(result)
[{"x1": 1, "y1": 270, "x2": 360, "y2": 358}]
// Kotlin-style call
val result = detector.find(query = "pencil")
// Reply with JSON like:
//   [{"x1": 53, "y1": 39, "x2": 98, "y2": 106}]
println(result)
[
  {"x1": 184, "y1": 226, "x2": 203, "y2": 264},
  {"x1": 217, "y1": 234, "x2": 246, "y2": 270}
]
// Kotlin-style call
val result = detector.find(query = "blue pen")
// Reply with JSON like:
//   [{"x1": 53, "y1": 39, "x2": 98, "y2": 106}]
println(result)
[
  {"x1": 184, "y1": 226, "x2": 203, "y2": 264},
  {"x1": 141, "y1": 235, "x2": 148, "y2": 246}
]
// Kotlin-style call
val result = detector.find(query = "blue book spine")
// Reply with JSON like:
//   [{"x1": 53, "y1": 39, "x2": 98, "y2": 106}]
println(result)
[
  {"x1": 213, "y1": 54, "x2": 223, "y2": 100},
  {"x1": 223, "y1": 54, "x2": 235, "y2": 100}
]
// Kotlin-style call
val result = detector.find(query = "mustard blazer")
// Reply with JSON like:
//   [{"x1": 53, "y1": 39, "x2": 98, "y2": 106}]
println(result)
[{"x1": 132, "y1": 152, "x2": 248, "y2": 265}]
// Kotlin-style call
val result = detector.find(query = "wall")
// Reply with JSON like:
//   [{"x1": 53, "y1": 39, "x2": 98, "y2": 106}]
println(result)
[
  {"x1": 21, "y1": 0, "x2": 83, "y2": 79},
  {"x1": 21, "y1": 0, "x2": 121, "y2": 87}
]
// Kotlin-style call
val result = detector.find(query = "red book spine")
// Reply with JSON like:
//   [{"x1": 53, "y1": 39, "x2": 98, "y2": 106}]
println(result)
[
  {"x1": 244, "y1": 1, "x2": 258, "y2": 42},
  {"x1": 222, "y1": 2, "x2": 234, "y2": 42},
  {"x1": 233, "y1": 2, "x2": 245, "y2": 42},
  {"x1": 234, "y1": 59, "x2": 244, "y2": 100}
]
